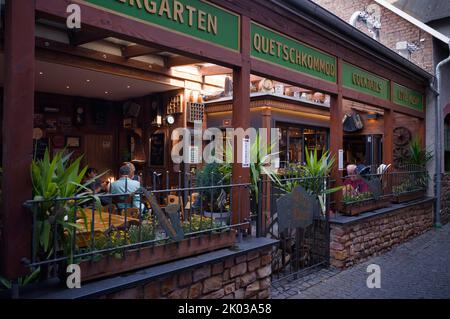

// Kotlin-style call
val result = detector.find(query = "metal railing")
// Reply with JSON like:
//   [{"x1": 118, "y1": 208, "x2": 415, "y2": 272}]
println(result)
[
  {"x1": 23, "y1": 181, "x2": 252, "y2": 279},
  {"x1": 258, "y1": 176, "x2": 333, "y2": 284},
  {"x1": 341, "y1": 164, "x2": 428, "y2": 208}
]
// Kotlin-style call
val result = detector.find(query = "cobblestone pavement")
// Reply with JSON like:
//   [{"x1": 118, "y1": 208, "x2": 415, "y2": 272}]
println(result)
[{"x1": 271, "y1": 223, "x2": 450, "y2": 299}]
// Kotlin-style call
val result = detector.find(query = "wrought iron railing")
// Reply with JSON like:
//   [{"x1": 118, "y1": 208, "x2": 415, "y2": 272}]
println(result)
[
  {"x1": 23, "y1": 182, "x2": 252, "y2": 280},
  {"x1": 258, "y1": 176, "x2": 333, "y2": 283},
  {"x1": 341, "y1": 165, "x2": 428, "y2": 211}
]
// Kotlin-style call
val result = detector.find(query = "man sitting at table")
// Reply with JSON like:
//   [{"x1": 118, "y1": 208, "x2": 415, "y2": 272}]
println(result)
[{"x1": 110, "y1": 165, "x2": 142, "y2": 212}]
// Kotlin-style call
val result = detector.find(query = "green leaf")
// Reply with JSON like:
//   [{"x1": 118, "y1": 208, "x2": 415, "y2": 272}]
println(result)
[
  {"x1": 0, "y1": 277, "x2": 12, "y2": 290},
  {"x1": 40, "y1": 220, "x2": 51, "y2": 253}
]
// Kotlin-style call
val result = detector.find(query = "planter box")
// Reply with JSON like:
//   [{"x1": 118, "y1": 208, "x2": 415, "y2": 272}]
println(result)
[
  {"x1": 79, "y1": 230, "x2": 236, "y2": 282},
  {"x1": 392, "y1": 190, "x2": 425, "y2": 203},
  {"x1": 341, "y1": 197, "x2": 392, "y2": 216}
]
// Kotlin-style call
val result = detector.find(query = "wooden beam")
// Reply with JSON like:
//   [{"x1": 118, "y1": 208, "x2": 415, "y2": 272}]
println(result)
[
  {"x1": 383, "y1": 108, "x2": 394, "y2": 165},
  {"x1": 167, "y1": 56, "x2": 202, "y2": 68},
  {"x1": 343, "y1": 88, "x2": 425, "y2": 119},
  {"x1": 200, "y1": 65, "x2": 233, "y2": 76},
  {"x1": 34, "y1": 38, "x2": 226, "y2": 88},
  {"x1": 68, "y1": 30, "x2": 109, "y2": 46},
  {"x1": 35, "y1": 47, "x2": 185, "y2": 88},
  {"x1": 251, "y1": 58, "x2": 339, "y2": 95},
  {"x1": 330, "y1": 58, "x2": 344, "y2": 212},
  {"x1": 384, "y1": 81, "x2": 395, "y2": 166},
  {"x1": 35, "y1": 0, "x2": 242, "y2": 68},
  {"x1": 122, "y1": 44, "x2": 162, "y2": 59},
  {"x1": 231, "y1": 16, "x2": 251, "y2": 232},
  {"x1": 1, "y1": 0, "x2": 34, "y2": 279}
]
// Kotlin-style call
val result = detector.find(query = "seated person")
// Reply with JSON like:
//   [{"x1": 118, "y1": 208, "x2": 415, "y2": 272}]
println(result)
[
  {"x1": 123, "y1": 162, "x2": 143, "y2": 184},
  {"x1": 84, "y1": 167, "x2": 108, "y2": 194},
  {"x1": 110, "y1": 165, "x2": 142, "y2": 212},
  {"x1": 343, "y1": 164, "x2": 369, "y2": 196}
]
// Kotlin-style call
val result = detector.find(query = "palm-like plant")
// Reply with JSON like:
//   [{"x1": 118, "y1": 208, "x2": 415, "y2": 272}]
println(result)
[
  {"x1": 218, "y1": 133, "x2": 280, "y2": 204},
  {"x1": 31, "y1": 148, "x2": 102, "y2": 264},
  {"x1": 406, "y1": 137, "x2": 433, "y2": 167},
  {"x1": 278, "y1": 148, "x2": 341, "y2": 216}
]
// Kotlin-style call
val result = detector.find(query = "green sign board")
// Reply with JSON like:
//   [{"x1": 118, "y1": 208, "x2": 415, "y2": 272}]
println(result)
[
  {"x1": 250, "y1": 22, "x2": 337, "y2": 83},
  {"x1": 393, "y1": 83, "x2": 424, "y2": 112},
  {"x1": 342, "y1": 63, "x2": 390, "y2": 100},
  {"x1": 78, "y1": 0, "x2": 240, "y2": 51}
]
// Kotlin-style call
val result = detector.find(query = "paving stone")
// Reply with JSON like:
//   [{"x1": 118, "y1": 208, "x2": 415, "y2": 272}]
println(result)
[{"x1": 275, "y1": 224, "x2": 450, "y2": 299}]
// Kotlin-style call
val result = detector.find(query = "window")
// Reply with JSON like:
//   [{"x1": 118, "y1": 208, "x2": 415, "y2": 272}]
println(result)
[
  {"x1": 445, "y1": 115, "x2": 450, "y2": 172},
  {"x1": 276, "y1": 123, "x2": 329, "y2": 167}
]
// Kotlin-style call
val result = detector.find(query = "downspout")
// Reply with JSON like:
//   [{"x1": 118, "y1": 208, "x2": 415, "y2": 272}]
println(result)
[{"x1": 433, "y1": 42, "x2": 450, "y2": 228}]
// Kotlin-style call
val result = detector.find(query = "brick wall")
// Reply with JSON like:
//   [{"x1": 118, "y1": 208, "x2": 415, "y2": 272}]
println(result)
[
  {"x1": 100, "y1": 247, "x2": 273, "y2": 299},
  {"x1": 312, "y1": 0, "x2": 434, "y2": 74},
  {"x1": 330, "y1": 200, "x2": 434, "y2": 268}
]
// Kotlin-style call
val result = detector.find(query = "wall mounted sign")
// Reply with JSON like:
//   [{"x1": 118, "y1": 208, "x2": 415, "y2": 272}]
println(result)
[
  {"x1": 393, "y1": 83, "x2": 424, "y2": 112},
  {"x1": 342, "y1": 62, "x2": 390, "y2": 100},
  {"x1": 251, "y1": 22, "x2": 337, "y2": 83},
  {"x1": 276, "y1": 186, "x2": 318, "y2": 232},
  {"x1": 79, "y1": 0, "x2": 240, "y2": 52},
  {"x1": 242, "y1": 138, "x2": 250, "y2": 168}
]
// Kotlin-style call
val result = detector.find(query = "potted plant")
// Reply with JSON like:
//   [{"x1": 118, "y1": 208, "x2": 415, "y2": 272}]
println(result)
[
  {"x1": 277, "y1": 148, "x2": 341, "y2": 219},
  {"x1": 392, "y1": 136, "x2": 431, "y2": 203},
  {"x1": 195, "y1": 162, "x2": 231, "y2": 224},
  {"x1": 30, "y1": 148, "x2": 103, "y2": 281}
]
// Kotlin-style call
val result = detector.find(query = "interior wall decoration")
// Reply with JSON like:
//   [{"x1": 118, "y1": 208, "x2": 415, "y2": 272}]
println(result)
[
  {"x1": 45, "y1": 119, "x2": 58, "y2": 132},
  {"x1": 393, "y1": 126, "x2": 412, "y2": 167},
  {"x1": 66, "y1": 136, "x2": 81, "y2": 148},
  {"x1": 343, "y1": 112, "x2": 364, "y2": 133},
  {"x1": 32, "y1": 137, "x2": 49, "y2": 160},
  {"x1": 58, "y1": 116, "x2": 72, "y2": 132},
  {"x1": 149, "y1": 132, "x2": 166, "y2": 167},
  {"x1": 33, "y1": 113, "x2": 45, "y2": 127},
  {"x1": 187, "y1": 102, "x2": 205, "y2": 123},
  {"x1": 74, "y1": 106, "x2": 85, "y2": 126},
  {"x1": 167, "y1": 94, "x2": 183, "y2": 114},
  {"x1": 93, "y1": 100, "x2": 109, "y2": 125}
]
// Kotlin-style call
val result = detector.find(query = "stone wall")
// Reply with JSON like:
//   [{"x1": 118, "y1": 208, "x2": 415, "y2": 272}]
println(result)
[
  {"x1": 101, "y1": 247, "x2": 272, "y2": 299},
  {"x1": 330, "y1": 200, "x2": 434, "y2": 268},
  {"x1": 442, "y1": 173, "x2": 450, "y2": 225}
]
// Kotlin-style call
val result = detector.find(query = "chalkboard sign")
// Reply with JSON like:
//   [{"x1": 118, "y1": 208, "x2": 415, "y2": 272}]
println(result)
[
  {"x1": 33, "y1": 138, "x2": 49, "y2": 160},
  {"x1": 149, "y1": 133, "x2": 165, "y2": 166}
]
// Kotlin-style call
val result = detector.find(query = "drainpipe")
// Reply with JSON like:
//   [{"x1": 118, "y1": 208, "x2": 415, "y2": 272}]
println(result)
[{"x1": 433, "y1": 43, "x2": 450, "y2": 228}]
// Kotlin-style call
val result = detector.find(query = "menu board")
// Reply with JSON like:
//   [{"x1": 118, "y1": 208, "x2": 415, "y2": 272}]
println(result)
[{"x1": 149, "y1": 133, "x2": 165, "y2": 166}]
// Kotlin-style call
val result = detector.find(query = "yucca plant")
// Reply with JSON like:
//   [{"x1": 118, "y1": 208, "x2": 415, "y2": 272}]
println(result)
[
  {"x1": 31, "y1": 148, "x2": 102, "y2": 266},
  {"x1": 278, "y1": 148, "x2": 341, "y2": 216},
  {"x1": 406, "y1": 137, "x2": 433, "y2": 167},
  {"x1": 218, "y1": 133, "x2": 281, "y2": 204}
]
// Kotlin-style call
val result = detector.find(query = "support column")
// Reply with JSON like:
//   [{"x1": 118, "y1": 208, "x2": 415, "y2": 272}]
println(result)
[
  {"x1": 260, "y1": 108, "x2": 272, "y2": 236},
  {"x1": 1, "y1": 0, "x2": 35, "y2": 279},
  {"x1": 231, "y1": 16, "x2": 251, "y2": 230},
  {"x1": 330, "y1": 59, "x2": 344, "y2": 211},
  {"x1": 383, "y1": 109, "x2": 394, "y2": 165}
]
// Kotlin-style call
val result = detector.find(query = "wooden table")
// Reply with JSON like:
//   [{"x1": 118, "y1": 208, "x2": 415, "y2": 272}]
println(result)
[{"x1": 76, "y1": 209, "x2": 140, "y2": 248}]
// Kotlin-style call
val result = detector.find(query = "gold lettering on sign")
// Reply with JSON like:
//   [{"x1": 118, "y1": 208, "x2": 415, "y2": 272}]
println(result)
[
  {"x1": 252, "y1": 32, "x2": 336, "y2": 78},
  {"x1": 351, "y1": 73, "x2": 382, "y2": 93},
  {"x1": 116, "y1": 0, "x2": 219, "y2": 35},
  {"x1": 397, "y1": 90, "x2": 420, "y2": 106}
]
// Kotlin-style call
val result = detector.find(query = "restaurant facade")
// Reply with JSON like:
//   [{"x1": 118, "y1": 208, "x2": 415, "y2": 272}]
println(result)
[{"x1": 0, "y1": 0, "x2": 437, "y2": 299}]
